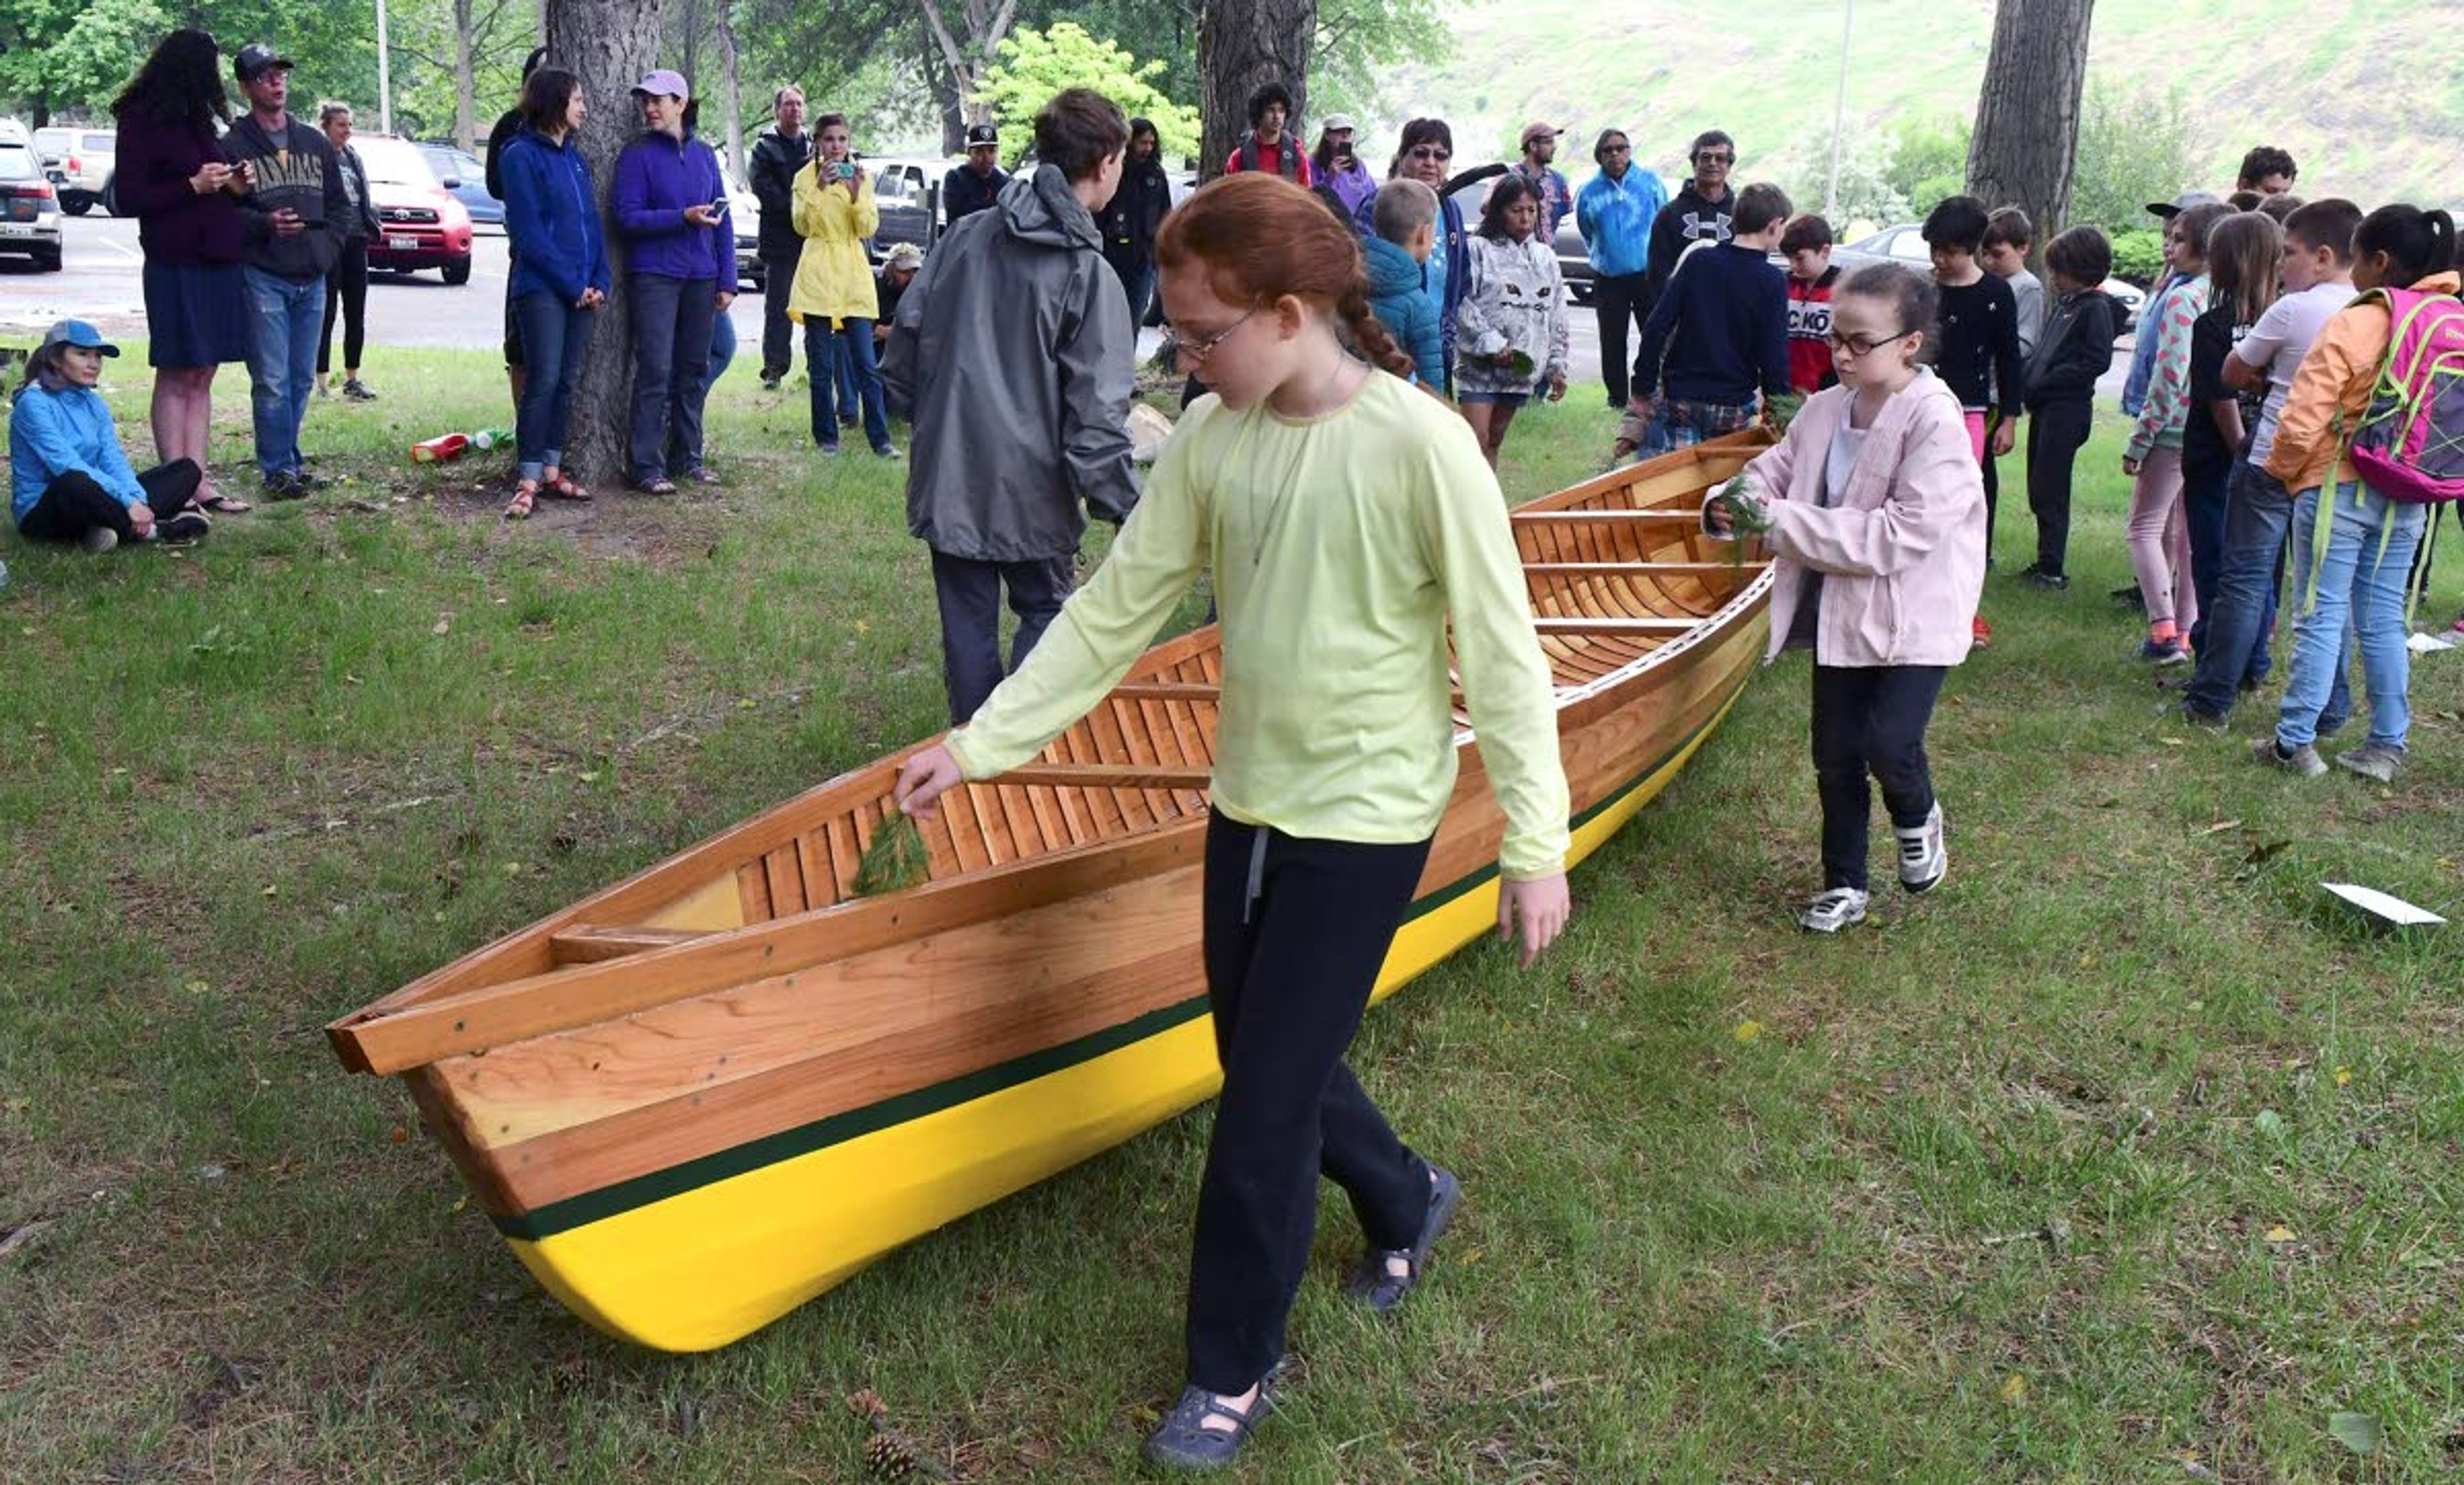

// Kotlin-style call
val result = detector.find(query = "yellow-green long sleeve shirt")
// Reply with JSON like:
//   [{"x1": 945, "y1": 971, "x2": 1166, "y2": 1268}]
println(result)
[{"x1": 943, "y1": 372, "x2": 1571, "y2": 879}]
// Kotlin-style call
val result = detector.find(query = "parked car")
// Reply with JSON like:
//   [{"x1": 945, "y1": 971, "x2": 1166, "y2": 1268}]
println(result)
[
  {"x1": 1838, "y1": 223, "x2": 2145, "y2": 320},
  {"x1": 417, "y1": 142, "x2": 500, "y2": 228},
  {"x1": 357, "y1": 132, "x2": 473, "y2": 284},
  {"x1": 31, "y1": 125, "x2": 114, "y2": 215},
  {"x1": 718, "y1": 157, "x2": 762, "y2": 291},
  {"x1": 865, "y1": 155, "x2": 938, "y2": 264},
  {"x1": 0, "y1": 142, "x2": 64, "y2": 270}
]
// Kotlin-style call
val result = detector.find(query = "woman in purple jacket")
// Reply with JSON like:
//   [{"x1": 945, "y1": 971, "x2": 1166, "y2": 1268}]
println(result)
[
  {"x1": 110, "y1": 30, "x2": 255, "y2": 514},
  {"x1": 612, "y1": 69, "x2": 738, "y2": 493}
]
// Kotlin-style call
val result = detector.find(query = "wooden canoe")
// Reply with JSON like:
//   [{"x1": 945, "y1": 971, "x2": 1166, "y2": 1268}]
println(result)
[{"x1": 327, "y1": 432, "x2": 1775, "y2": 1352}]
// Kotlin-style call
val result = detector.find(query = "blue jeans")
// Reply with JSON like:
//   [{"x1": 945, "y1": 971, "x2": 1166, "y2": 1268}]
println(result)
[
  {"x1": 626, "y1": 273, "x2": 717, "y2": 484},
  {"x1": 241, "y1": 264, "x2": 327, "y2": 477},
  {"x1": 512, "y1": 293, "x2": 595, "y2": 484},
  {"x1": 2184, "y1": 461, "x2": 2293, "y2": 718},
  {"x1": 708, "y1": 304, "x2": 737, "y2": 386},
  {"x1": 805, "y1": 316, "x2": 891, "y2": 452},
  {"x1": 2277, "y1": 483, "x2": 2427, "y2": 751}
]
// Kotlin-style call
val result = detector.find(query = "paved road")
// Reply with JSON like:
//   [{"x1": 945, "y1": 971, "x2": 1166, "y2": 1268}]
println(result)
[{"x1": 1, "y1": 212, "x2": 2128, "y2": 397}]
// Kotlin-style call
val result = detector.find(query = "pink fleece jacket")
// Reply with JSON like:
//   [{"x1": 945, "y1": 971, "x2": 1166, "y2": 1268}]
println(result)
[{"x1": 1715, "y1": 370, "x2": 1987, "y2": 667}]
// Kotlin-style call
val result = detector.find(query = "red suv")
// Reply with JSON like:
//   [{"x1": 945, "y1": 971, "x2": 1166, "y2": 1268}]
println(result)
[{"x1": 356, "y1": 133, "x2": 474, "y2": 285}]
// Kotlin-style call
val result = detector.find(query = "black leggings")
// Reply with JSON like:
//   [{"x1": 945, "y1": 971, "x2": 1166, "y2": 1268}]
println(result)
[
  {"x1": 17, "y1": 460, "x2": 201, "y2": 544},
  {"x1": 1185, "y1": 811, "x2": 1434, "y2": 1395},
  {"x1": 1810, "y1": 664, "x2": 1946, "y2": 893},
  {"x1": 320, "y1": 236, "x2": 369, "y2": 375}
]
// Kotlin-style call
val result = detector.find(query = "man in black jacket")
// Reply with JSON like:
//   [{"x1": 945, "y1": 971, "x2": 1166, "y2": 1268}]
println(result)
[
  {"x1": 1098, "y1": 116, "x2": 1171, "y2": 325},
  {"x1": 224, "y1": 43, "x2": 348, "y2": 499},
  {"x1": 1645, "y1": 129, "x2": 1737, "y2": 307},
  {"x1": 943, "y1": 123, "x2": 1008, "y2": 225},
  {"x1": 748, "y1": 85, "x2": 811, "y2": 390}
]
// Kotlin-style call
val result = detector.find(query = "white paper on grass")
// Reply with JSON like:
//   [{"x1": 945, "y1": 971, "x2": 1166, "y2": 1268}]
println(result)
[
  {"x1": 2320, "y1": 882, "x2": 2447, "y2": 928},
  {"x1": 2406, "y1": 630, "x2": 2455, "y2": 654}
]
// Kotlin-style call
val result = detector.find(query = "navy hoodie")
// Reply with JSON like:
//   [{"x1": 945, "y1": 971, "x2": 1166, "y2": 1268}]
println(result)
[{"x1": 1630, "y1": 241, "x2": 1788, "y2": 407}]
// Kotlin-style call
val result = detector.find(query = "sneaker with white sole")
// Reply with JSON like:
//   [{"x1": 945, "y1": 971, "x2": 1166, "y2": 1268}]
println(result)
[
  {"x1": 2334, "y1": 742, "x2": 2404, "y2": 783},
  {"x1": 2251, "y1": 734, "x2": 2327, "y2": 778},
  {"x1": 1895, "y1": 802, "x2": 1947, "y2": 893},
  {"x1": 1798, "y1": 887, "x2": 1870, "y2": 933}
]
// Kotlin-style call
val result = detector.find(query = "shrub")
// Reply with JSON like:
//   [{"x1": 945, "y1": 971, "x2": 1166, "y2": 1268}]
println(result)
[{"x1": 2109, "y1": 227, "x2": 2166, "y2": 286}]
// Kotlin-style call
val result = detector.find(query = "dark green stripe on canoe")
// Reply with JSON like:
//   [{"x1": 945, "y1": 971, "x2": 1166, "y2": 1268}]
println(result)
[{"x1": 493, "y1": 674, "x2": 1744, "y2": 1242}]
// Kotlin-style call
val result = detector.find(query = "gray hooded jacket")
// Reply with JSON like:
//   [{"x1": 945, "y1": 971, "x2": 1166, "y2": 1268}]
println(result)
[{"x1": 882, "y1": 164, "x2": 1140, "y2": 562}]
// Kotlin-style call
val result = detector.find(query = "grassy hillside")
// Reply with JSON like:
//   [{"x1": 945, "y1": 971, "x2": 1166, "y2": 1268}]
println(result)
[{"x1": 1384, "y1": 0, "x2": 2460, "y2": 216}]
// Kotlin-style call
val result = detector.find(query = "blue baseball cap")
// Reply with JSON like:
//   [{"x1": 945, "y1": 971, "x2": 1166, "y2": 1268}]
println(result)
[{"x1": 40, "y1": 320, "x2": 119, "y2": 357}]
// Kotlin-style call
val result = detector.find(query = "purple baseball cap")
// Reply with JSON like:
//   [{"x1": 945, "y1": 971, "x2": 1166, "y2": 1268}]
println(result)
[{"x1": 631, "y1": 69, "x2": 690, "y2": 100}]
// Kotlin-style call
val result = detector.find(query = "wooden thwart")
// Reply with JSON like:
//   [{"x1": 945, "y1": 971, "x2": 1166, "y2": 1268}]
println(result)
[
  {"x1": 995, "y1": 764, "x2": 1213, "y2": 791},
  {"x1": 1524, "y1": 561, "x2": 1765, "y2": 577},
  {"x1": 1530, "y1": 617, "x2": 1697, "y2": 635},
  {"x1": 1106, "y1": 681, "x2": 1221, "y2": 701},
  {"x1": 549, "y1": 924, "x2": 717, "y2": 965},
  {"x1": 1510, "y1": 509, "x2": 1702, "y2": 524}
]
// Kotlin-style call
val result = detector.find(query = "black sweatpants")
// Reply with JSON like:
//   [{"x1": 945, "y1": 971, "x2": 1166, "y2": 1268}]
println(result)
[
  {"x1": 1593, "y1": 271, "x2": 1652, "y2": 407},
  {"x1": 758, "y1": 252, "x2": 800, "y2": 382},
  {"x1": 2024, "y1": 397, "x2": 2093, "y2": 578},
  {"x1": 1811, "y1": 664, "x2": 1946, "y2": 893},
  {"x1": 17, "y1": 459, "x2": 201, "y2": 544},
  {"x1": 1186, "y1": 811, "x2": 1434, "y2": 1395},
  {"x1": 1980, "y1": 412, "x2": 2001, "y2": 565},
  {"x1": 319, "y1": 236, "x2": 369, "y2": 375}
]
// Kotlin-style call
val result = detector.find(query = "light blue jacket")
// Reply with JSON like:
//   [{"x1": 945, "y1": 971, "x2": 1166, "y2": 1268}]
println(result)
[
  {"x1": 2120, "y1": 271, "x2": 2184, "y2": 418},
  {"x1": 1364, "y1": 234, "x2": 1444, "y2": 388},
  {"x1": 11, "y1": 383, "x2": 142, "y2": 526},
  {"x1": 1576, "y1": 167, "x2": 1665, "y2": 279}
]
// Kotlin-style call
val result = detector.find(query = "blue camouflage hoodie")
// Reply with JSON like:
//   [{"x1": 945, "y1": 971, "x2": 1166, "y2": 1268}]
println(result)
[{"x1": 1364, "y1": 234, "x2": 1444, "y2": 389}]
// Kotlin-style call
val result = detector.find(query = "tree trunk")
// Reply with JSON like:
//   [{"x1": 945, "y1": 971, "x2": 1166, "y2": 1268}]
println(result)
[
  {"x1": 1198, "y1": 0, "x2": 1313, "y2": 184},
  {"x1": 453, "y1": 0, "x2": 479, "y2": 153},
  {"x1": 920, "y1": 24, "x2": 965, "y2": 153},
  {"x1": 717, "y1": 6, "x2": 746, "y2": 179},
  {"x1": 914, "y1": 0, "x2": 1016, "y2": 124},
  {"x1": 547, "y1": 0, "x2": 664, "y2": 486},
  {"x1": 1965, "y1": 0, "x2": 2095, "y2": 263}
]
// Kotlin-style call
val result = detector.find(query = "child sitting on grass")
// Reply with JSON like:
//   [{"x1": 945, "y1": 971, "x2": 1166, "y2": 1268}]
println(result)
[
  {"x1": 2017, "y1": 227, "x2": 2125, "y2": 589},
  {"x1": 1922, "y1": 196, "x2": 2022, "y2": 644},
  {"x1": 1456, "y1": 173, "x2": 1571, "y2": 467},
  {"x1": 1781, "y1": 213, "x2": 1841, "y2": 396},
  {"x1": 11, "y1": 320, "x2": 210, "y2": 551},
  {"x1": 1364, "y1": 178, "x2": 1446, "y2": 391},
  {"x1": 1705, "y1": 263, "x2": 1986, "y2": 934}
]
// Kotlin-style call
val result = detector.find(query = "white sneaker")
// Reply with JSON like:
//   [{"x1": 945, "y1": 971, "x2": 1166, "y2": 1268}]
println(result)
[
  {"x1": 1798, "y1": 887, "x2": 1870, "y2": 933},
  {"x1": 80, "y1": 526, "x2": 119, "y2": 553},
  {"x1": 1895, "y1": 802, "x2": 1947, "y2": 893}
]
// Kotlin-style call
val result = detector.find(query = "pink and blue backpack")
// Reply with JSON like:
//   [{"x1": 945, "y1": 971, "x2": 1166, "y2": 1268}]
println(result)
[{"x1": 2344, "y1": 286, "x2": 2464, "y2": 505}]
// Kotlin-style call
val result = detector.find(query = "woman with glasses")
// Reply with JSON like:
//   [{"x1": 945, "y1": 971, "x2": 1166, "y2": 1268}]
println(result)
[{"x1": 1349, "y1": 119, "x2": 1499, "y2": 394}]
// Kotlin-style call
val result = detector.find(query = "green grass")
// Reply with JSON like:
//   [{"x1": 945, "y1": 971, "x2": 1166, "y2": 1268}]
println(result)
[{"x1": 4, "y1": 349, "x2": 2463, "y2": 1481}]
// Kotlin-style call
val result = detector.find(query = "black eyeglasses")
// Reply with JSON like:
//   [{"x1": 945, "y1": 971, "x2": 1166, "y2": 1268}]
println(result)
[
  {"x1": 1696, "y1": 152, "x2": 1734, "y2": 165},
  {"x1": 1827, "y1": 329, "x2": 1915, "y2": 359},
  {"x1": 1407, "y1": 146, "x2": 1451, "y2": 162}
]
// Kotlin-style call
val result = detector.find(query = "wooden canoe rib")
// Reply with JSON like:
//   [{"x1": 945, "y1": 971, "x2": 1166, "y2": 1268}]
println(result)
[{"x1": 326, "y1": 434, "x2": 1775, "y2": 1352}]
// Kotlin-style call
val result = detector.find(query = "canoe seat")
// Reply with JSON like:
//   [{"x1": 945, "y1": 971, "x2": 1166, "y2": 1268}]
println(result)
[{"x1": 549, "y1": 924, "x2": 717, "y2": 966}]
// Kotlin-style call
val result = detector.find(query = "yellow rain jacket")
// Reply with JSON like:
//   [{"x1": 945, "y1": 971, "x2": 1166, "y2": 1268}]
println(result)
[{"x1": 788, "y1": 162, "x2": 879, "y2": 325}]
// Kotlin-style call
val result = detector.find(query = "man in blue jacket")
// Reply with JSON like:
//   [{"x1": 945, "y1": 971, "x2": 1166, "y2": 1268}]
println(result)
[{"x1": 1575, "y1": 128, "x2": 1664, "y2": 409}]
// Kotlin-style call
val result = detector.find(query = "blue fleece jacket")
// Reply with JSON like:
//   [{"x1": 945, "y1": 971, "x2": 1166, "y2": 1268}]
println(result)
[
  {"x1": 11, "y1": 383, "x2": 143, "y2": 525},
  {"x1": 1354, "y1": 188, "x2": 1469, "y2": 378},
  {"x1": 1364, "y1": 235, "x2": 1444, "y2": 388},
  {"x1": 1630, "y1": 241, "x2": 1790, "y2": 407},
  {"x1": 1576, "y1": 166, "x2": 1664, "y2": 279},
  {"x1": 610, "y1": 131, "x2": 737, "y2": 288},
  {"x1": 501, "y1": 128, "x2": 612, "y2": 305}
]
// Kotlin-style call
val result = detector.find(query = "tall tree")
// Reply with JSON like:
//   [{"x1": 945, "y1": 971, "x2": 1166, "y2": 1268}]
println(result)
[
  {"x1": 1965, "y1": 0, "x2": 2094, "y2": 255},
  {"x1": 1197, "y1": 0, "x2": 1312, "y2": 183},
  {"x1": 546, "y1": 0, "x2": 663, "y2": 485},
  {"x1": 915, "y1": 0, "x2": 1018, "y2": 128}
]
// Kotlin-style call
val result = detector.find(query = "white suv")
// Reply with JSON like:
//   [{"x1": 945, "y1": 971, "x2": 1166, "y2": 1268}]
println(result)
[
  {"x1": 0, "y1": 142, "x2": 64, "y2": 270},
  {"x1": 40, "y1": 127, "x2": 115, "y2": 215}
]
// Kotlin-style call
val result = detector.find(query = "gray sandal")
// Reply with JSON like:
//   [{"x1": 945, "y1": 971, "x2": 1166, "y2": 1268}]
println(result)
[
  {"x1": 1347, "y1": 1165, "x2": 1462, "y2": 1312},
  {"x1": 1143, "y1": 1374, "x2": 1274, "y2": 1472}
]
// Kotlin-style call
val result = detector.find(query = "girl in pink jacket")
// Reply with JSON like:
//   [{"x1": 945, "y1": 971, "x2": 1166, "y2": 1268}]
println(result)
[{"x1": 1707, "y1": 263, "x2": 1988, "y2": 932}]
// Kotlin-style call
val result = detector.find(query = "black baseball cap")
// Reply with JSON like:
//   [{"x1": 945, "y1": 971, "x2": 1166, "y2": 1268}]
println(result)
[
  {"x1": 234, "y1": 44, "x2": 293, "y2": 83},
  {"x1": 964, "y1": 124, "x2": 998, "y2": 150}
]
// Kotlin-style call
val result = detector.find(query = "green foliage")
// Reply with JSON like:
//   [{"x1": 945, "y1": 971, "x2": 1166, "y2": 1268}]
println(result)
[
  {"x1": 976, "y1": 21, "x2": 1198, "y2": 167},
  {"x1": 0, "y1": 0, "x2": 169, "y2": 122},
  {"x1": 1788, "y1": 123, "x2": 1911, "y2": 235},
  {"x1": 2109, "y1": 227, "x2": 2166, "y2": 286},
  {"x1": 2068, "y1": 80, "x2": 2204, "y2": 236},
  {"x1": 1883, "y1": 113, "x2": 1972, "y2": 214}
]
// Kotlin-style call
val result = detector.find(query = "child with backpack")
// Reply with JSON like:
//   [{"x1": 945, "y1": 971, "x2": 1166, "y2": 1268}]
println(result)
[
  {"x1": 1457, "y1": 174, "x2": 1571, "y2": 467},
  {"x1": 2019, "y1": 228, "x2": 2126, "y2": 590},
  {"x1": 1922, "y1": 196, "x2": 2022, "y2": 644},
  {"x1": 1781, "y1": 213, "x2": 1842, "y2": 395},
  {"x1": 2254, "y1": 205, "x2": 2458, "y2": 782},
  {"x1": 1704, "y1": 263, "x2": 1986, "y2": 934},
  {"x1": 893, "y1": 172, "x2": 1572, "y2": 1471},
  {"x1": 12, "y1": 320, "x2": 212, "y2": 551},
  {"x1": 2124, "y1": 201, "x2": 2230, "y2": 664}
]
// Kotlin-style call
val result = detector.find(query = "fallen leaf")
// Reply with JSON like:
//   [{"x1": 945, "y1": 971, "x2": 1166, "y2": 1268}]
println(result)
[
  {"x1": 450, "y1": 1196, "x2": 468, "y2": 1214},
  {"x1": 2000, "y1": 1374, "x2": 2027, "y2": 1404},
  {"x1": 502, "y1": 861, "x2": 524, "y2": 875},
  {"x1": 390, "y1": 1126, "x2": 409, "y2": 1145},
  {"x1": 2328, "y1": 1411, "x2": 2383, "y2": 1455},
  {"x1": 1733, "y1": 1020, "x2": 1763, "y2": 1043},
  {"x1": 184, "y1": 979, "x2": 210, "y2": 996},
  {"x1": 577, "y1": 771, "x2": 601, "y2": 784},
  {"x1": 2255, "y1": 1110, "x2": 2286, "y2": 1138},
  {"x1": 2265, "y1": 1224, "x2": 2297, "y2": 1243},
  {"x1": 855, "y1": 619, "x2": 871, "y2": 635},
  {"x1": 2243, "y1": 839, "x2": 2292, "y2": 868},
  {"x1": 261, "y1": 884, "x2": 278, "y2": 897},
  {"x1": 432, "y1": 617, "x2": 452, "y2": 636},
  {"x1": 2200, "y1": 820, "x2": 2245, "y2": 836},
  {"x1": 2334, "y1": 1066, "x2": 2352, "y2": 1086}
]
